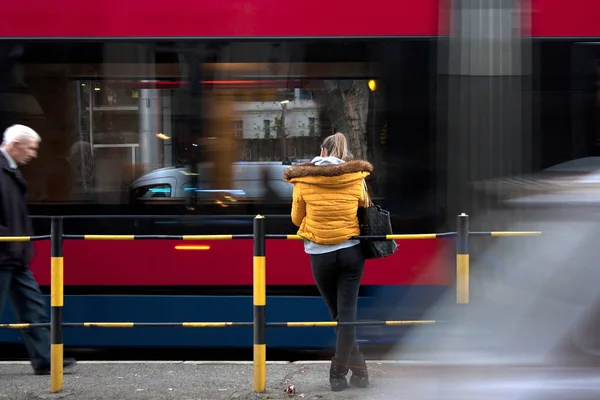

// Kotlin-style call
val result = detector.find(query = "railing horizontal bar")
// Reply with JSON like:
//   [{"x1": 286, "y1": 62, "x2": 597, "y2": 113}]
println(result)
[
  {"x1": 0, "y1": 323, "x2": 50, "y2": 329},
  {"x1": 265, "y1": 234, "x2": 301, "y2": 240},
  {"x1": 30, "y1": 214, "x2": 290, "y2": 220},
  {"x1": 353, "y1": 235, "x2": 435, "y2": 240},
  {"x1": 63, "y1": 322, "x2": 253, "y2": 328},
  {"x1": 0, "y1": 320, "x2": 436, "y2": 329},
  {"x1": 0, "y1": 232, "x2": 542, "y2": 242},
  {"x1": 0, "y1": 235, "x2": 50, "y2": 242},
  {"x1": 182, "y1": 235, "x2": 252, "y2": 240},
  {"x1": 383, "y1": 234, "x2": 451, "y2": 240},
  {"x1": 470, "y1": 231, "x2": 542, "y2": 237},
  {"x1": 62, "y1": 234, "x2": 251, "y2": 240},
  {"x1": 430, "y1": 232, "x2": 457, "y2": 238},
  {"x1": 267, "y1": 234, "x2": 456, "y2": 240},
  {"x1": 268, "y1": 320, "x2": 435, "y2": 327}
]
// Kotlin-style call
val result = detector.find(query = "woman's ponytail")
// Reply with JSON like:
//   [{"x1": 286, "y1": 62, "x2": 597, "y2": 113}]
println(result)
[{"x1": 321, "y1": 132, "x2": 353, "y2": 161}]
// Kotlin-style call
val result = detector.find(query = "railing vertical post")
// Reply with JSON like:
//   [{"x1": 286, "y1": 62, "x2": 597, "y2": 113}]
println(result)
[
  {"x1": 50, "y1": 217, "x2": 64, "y2": 393},
  {"x1": 456, "y1": 213, "x2": 470, "y2": 304},
  {"x1": 253, "y1": 215, "x2": 266, "y2": 393}
]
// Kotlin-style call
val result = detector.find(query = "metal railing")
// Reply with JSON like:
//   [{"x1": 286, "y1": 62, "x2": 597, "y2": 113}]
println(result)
[{"x1": 0, "y1": 213, "x2": 541, "y2": 393}]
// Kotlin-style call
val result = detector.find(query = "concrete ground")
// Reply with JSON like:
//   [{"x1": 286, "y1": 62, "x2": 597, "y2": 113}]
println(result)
[{"x1": 1, "y1": 360, "x2": 600, "y2": 399}]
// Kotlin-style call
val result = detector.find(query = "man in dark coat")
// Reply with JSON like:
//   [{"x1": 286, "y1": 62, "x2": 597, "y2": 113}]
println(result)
[{"x1": 0, "y1": 124, "x2": 76, "y2": 375}]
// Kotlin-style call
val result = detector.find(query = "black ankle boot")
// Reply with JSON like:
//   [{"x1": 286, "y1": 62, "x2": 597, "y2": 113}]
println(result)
[
  {"x1": 329, "y1": 358, "x2": 349, "y2": 392},
  {"x1": 348, "y1": 353, "x2": 369, "y2": 388}
]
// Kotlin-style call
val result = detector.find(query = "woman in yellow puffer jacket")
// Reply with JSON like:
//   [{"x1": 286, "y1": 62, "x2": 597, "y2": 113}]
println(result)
[{"x1": 284, "y1": 132, "x2": 373, "y2": 392}]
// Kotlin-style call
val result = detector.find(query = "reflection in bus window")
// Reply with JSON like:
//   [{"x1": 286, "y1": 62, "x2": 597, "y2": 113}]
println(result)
[
  {"x1": 10, "y1": 65, "x2": 381, "y2": 203},
  {"x1": 132, "y1": 184, "x2": 172, "y2": 199},
  {"x1": 0, "y1": 40, "x2": 438, "y2": 233}
]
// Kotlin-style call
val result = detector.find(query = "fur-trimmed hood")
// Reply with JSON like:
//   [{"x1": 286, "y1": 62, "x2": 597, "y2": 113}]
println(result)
[{"x1": 284, "y1": 159, "x2": 373, "y2": 186}]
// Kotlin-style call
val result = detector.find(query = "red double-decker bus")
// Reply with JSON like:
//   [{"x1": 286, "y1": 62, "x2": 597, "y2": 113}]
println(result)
[{"x1": 0, "y1": 0, "x2": 598, "y2": 354}]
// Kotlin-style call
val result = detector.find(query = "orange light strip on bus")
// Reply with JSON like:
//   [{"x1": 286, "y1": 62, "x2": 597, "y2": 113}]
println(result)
[{"x1": 175, "y1": 245, "x2": 211, "y2": 251}]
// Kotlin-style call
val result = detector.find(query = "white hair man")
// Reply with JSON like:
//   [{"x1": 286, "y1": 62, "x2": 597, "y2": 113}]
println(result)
[
  {"x1": 0, "y1": 124, "x2": 77, "y2": 375},
  {"x1": 0, "y1": 124, "x2": 41, "y2": 167}
]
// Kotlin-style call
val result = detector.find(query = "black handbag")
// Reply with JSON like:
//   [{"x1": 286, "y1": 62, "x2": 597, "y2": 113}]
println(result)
[{"x1": 358, "y1": 180, "x2": 398, "y2": 259}]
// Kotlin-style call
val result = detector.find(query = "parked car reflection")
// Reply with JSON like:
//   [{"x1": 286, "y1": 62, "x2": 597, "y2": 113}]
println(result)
[{"x1": 129, "y1": 159, "x2": 311, "y2": 206}]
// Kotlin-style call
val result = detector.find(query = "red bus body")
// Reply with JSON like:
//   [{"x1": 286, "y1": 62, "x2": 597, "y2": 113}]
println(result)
[
  {"x1": 0, "y1": 0, "x2": 440, "y2": 37},
  {"x1": 0, "y1": 0, "x2": 597, "y2": 350}
]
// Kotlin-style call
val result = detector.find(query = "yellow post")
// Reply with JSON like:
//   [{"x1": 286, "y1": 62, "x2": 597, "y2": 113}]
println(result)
[
  {"x1": 456, "y1": 213, "x2": 469, "y2": 304},
  {"x1": 253, "y1": 215, "x2": 266, "y2": 392},
  {"x1": 50, "y1": 217, "x2": 64, "y2": 392}
]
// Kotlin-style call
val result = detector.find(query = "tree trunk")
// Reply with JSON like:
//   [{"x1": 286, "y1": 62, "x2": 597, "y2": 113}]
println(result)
[
  {"x1": 277, "y1": 102, "x2": 288, "y2": 158},
  {"x1": 312, "y1": 80, "x2": 369, "y2": 160}
]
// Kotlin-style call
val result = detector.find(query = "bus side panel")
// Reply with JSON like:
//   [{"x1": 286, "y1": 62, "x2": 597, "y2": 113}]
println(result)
[
  {"x1": 0, "y1": 285, "x2": 448, "y2": 349},
  {"x1": 27, "y1": 239, "x2": 453, "y2": 287}
]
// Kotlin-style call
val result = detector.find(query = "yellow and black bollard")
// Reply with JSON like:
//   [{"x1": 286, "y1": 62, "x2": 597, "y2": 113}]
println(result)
[
  {"x1": 456, "y1": 213, "x2": 469, "y2": 304},
  {"x1": 253, "y1": 215, "x2": 266, "y2": 392},
  {"x1": 50, "y1": 217, "x2": 64, "y2": 392}
]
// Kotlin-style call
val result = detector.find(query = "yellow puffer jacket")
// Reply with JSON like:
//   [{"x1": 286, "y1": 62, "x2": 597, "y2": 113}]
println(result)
[{"x1": 283, "y1": 159, "x2": 374, "y2": 245}]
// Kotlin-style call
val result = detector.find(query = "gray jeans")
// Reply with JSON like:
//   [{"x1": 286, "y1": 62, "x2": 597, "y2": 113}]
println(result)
[
  {"x1": 0, "y1": 265, "x2": 50, "y2": 370},
  {"x1": 310, "y1": 244, "x2": 365, "y2": 364}
]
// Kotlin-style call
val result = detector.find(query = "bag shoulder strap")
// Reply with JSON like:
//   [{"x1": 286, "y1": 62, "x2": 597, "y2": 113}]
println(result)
[{"x1": 362, "y1": 179, "x2": 373, "y2": 207}]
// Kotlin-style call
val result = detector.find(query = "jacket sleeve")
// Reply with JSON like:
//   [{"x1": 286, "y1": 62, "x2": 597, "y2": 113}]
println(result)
[
  {"x1": 0, "y1": 179, "x2": 9, "y2": 235},
  {"x1": 291, "y1": 184, "x2": 306, "y2": 227}
]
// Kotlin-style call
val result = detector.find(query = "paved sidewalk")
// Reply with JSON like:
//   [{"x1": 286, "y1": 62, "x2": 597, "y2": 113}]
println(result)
[{"x1": 1, "y1": 361, "x2": 600, "y2": 399}]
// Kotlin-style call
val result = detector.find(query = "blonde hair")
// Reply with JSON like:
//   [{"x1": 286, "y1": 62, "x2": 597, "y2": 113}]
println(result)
[{"x1": 321, "y1": 132, "x2": 352, "y2": 161}]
